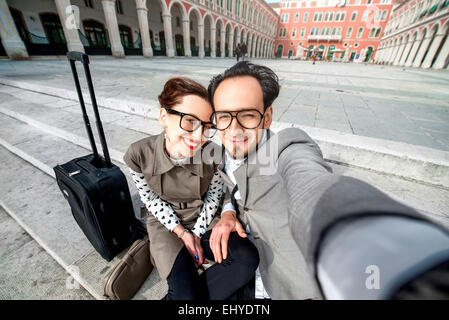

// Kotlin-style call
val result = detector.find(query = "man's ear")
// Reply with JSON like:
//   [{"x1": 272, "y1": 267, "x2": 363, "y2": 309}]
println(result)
[
  {"x1": 263, "y1": 106, "x2": 273, "y2": 129},
  {"x1": 159, "y1": 108, "x2": 168, "y2": 129}
]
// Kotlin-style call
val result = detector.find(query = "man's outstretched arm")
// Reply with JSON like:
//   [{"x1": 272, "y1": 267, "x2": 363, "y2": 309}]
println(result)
[{"x1": 279, "y1": 139, "x2": 449, "y2": 299}]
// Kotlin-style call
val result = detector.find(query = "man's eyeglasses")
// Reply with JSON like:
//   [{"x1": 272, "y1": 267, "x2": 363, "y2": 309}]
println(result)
[
  {"x1": 211, "y1": 109, "x2": 265, "y2": 130},
  {"x1": 165, "y1": 108, "x2": 217, "y2": 138}
]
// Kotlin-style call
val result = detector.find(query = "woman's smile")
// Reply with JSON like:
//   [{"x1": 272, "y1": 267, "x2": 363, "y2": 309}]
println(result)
[{"x1": 182, "y1": 136, "x2": 201, "y2": 150}]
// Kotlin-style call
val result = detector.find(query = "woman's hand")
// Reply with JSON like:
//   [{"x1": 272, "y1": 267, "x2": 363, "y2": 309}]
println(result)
[
  {"x1": 174, "y1": 225, "x2": 204, "y2": 268},
  {"x1": 193, "y1": 234, "x2": 206, "y2": 268}
]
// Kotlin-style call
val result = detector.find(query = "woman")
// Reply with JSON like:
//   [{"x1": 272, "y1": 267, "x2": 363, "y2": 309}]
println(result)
[{"x1": 123, "y1": 77, "x2": 259, "y2": 300}]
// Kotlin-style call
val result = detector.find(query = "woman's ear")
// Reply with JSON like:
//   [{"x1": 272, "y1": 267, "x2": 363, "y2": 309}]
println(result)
[{"x1": 159, "y1": 108, "x2": 168, "y2": 129}]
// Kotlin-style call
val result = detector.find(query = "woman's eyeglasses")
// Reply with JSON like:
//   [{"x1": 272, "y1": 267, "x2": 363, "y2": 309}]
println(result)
[
  {"x1": 165, "y1": 108, "x2": 217, "y2": 138},
  {"x1": 211, "y1": 109, "x2": 265, "y2": 130}
]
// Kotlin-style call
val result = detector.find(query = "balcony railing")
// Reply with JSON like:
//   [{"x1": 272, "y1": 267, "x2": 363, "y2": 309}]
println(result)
[{"x1": 307, "y1": 35, "x2": 342, "y2": 42}]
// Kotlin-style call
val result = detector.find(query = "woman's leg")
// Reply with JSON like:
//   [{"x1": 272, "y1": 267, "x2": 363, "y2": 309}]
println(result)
[
  {"x1": 200, "y1": 230, "x2": 260, "y2": 300},
  {"x1": 165, "y1": 247, "x2": 202, "y2": 300}
]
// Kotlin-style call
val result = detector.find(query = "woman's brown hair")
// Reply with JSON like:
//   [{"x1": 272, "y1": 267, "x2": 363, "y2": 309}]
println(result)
[{"x1": 158, "y1": 77, "x2": 209, "y2": 109}]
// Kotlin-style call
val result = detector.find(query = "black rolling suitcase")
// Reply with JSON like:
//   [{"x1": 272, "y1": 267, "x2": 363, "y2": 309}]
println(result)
[{"x1": 53, "y1": 52, "x2": 143, "y2": 261}]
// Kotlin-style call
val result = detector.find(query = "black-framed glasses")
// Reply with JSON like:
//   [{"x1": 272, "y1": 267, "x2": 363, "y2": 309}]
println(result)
[
  {"x1": 211, "y1": 109, "x2": 265, "y2": 130},
  {"x1": 165, "y1": 108, "x2": 217, "y2": 138}
]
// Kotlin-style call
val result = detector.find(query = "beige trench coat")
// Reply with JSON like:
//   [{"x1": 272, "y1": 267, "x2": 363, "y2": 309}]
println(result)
[{"x1": 124, "y1": 132, "x2": 220, "y2": 279}]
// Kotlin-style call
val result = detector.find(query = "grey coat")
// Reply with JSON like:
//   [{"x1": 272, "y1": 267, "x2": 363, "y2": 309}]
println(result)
[{"x1": 217, "y1": 127, "x2": 333, "y2": 300}]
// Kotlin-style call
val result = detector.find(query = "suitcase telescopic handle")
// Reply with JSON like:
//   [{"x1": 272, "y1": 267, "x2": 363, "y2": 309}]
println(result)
[{"x1": 67, "y1": 51, "x2": 112, "y2": 168}]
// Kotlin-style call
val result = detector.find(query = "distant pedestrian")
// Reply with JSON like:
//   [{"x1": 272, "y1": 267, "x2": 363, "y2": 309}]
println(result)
[
  {"x1": 235, "y1": 44, "x2": 241, "y2": 62},
  {"x1": 312, "y1": 54, "x2": 317, "y2": 65},
  {"x1": 241, "y1": 42, "x2": 248, "y2": 61}
]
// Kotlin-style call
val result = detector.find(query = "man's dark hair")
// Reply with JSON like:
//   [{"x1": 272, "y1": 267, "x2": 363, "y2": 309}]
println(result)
[{"x1": 208, "y1": 61, "x2": 280, "y2": 111}]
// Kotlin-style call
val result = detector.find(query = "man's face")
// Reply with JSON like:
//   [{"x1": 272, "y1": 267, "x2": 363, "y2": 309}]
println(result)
[{"x1": 213, "y1": 76, "x2": 273, "y2": 159}]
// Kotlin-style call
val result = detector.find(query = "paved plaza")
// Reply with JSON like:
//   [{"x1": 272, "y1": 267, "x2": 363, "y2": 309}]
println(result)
[{"x1": 0, "y1": 57, "x2": 448, "y2": 151}]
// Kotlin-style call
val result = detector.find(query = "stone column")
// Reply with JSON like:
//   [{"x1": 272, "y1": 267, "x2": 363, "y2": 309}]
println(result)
[
  {"x1": 412, "y1": 35, "x2": 433, "y2": 68},
  {"x1": 220, "y1": 28, "x2": 225, "y2": 58},
  {"x1": 135, "y1": 0, "x2": 153, "y2": 57},
  {"x1": 256, "y1": 37, "x2": 260, "y2": 58},
  {"x1": 381, "y1": 45, "x2": 391, "y2": 63},
  {"x1": 387, "y1": 44, "x2": 399, "y2": 64},
  {"x1": 398, "y1": 38, "x2": 414, "y2": 66},
  {"x1": 247, "y1": 34, "x2": 252, "y2": 58},
  {"x1": 421, "y1": 32, "x2": 445, "y2": 69},
  {"x1": 182, "y1": 19, "x2": 191, "y2": 57},
  {"x1": 228, "y1": 29, "x2": 234, "y2": 58},
  {"x1": 0, "y1": 0, "x2": 28, "y2": 59},
  {"x1": 393, "y1": 39, "x2": 407, "y2": 66},
  {"x1": 252, "y1": 37, "x2": 257, "y2": 58},
  {"x1": 198, "y1": 22, "x2": 205, "y2": 58},
  {"x1": 55, "y1": 0, "x2": 84, "y2": 52},
  {"x1": 236, "y1": 28, "x2": 241, "y2": 46},
  {"x1": 210, "y1": 26, "x2": 216, "y2": 57},
  {"x1": 162, "y1": 12, "x2": 175, "y2": 57},
  {"x1": 405, "y1": 34, "x2": 423, "y2": 67},
  {"x1": 101, "y1": 0, "x2": 124, "y2": 57},
  {"x1": 432, "y1": 34, "x2": 449, "y2": 69}
]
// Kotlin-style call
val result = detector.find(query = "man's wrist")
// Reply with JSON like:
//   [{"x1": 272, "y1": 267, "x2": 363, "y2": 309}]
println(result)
[{"x1": 221, "y1": 210, "x2": 237, "y2": 219}]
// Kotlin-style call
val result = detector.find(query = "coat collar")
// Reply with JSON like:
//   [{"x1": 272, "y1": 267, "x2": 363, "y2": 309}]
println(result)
[{"x1": 152, "y1": 131, "x2": 204, "y2": 177}]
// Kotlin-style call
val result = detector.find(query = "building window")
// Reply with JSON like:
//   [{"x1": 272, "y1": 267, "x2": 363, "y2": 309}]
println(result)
[
  {"x1": 375, "y1": 27, "x2": 382, "y2": 37},
  {"x1": 326, "y1": 27, "x2": 330, "y2": 35},
  {"x1": 369, "y1": 27, "x2": 376, "y2": 37},
  {"x1": 84, "y1": 0, "x2": 94, "y2": 8},
  {"x1": 381, "y1": 10, "x2": 388, "y2": 21},
  {"x1": 340, "y1": 12, "x2": 345, "y2": 21},
  {"x1": 351, "y1": 11, "x2": 357, "y2": 21},
  {"x1": 319, "y1": 13, "x2": 323, "y2": 21},
  {"x1": 301, "y1": 27, "x2": 305, "y2": 37},
  {"x1": 304, "y1": 12, "x2": 308, "y2": 22},
  {"x1": 295, "y1": 13, "x2": 299, "y2": 22},
  {"x1": 357, "y1": 27, "x2": 364, "y2": 38},
  {"x1": 362, "y1": 10, "x2": 368, "y2": 22},
  {"x1": 354, "y1": 43, "x2": 359, "y2": 48},
  {"x1": 346, "y1": 27, "x2": 352, "y2": 38},
  {"x1": 332, "y1": 27, "x2": 336, "y2": 35},
  {"x1": 367, "y1": 0, "x2": 373, "y2": 4},
  {"x1": 116, "y1": 0, "x2": 123, "y2": 15},
  {"x1": 337, "y1": 27, "x2": 342, "y2": 36},
  {"x1": 313, "y1": 13, "x2": 318, "y2": 21},
  {"x1": 325, "y1": 12, "x2": 329, "y2": 21},
  {"x1": 355, "y1": 0, "x2": 361, "y2": 4},
  {"x1": 336, "y1": 12, "x2": 340, "y2": 21},
  {"x1": 321, "y1": 27, "x2": 326, "y2": 35},
  {"x1": 329, "y1": 12, "x2": 334, "y2": 21},
  {"x1": 292, "y1": 28, "x2": 297, "y2": 37}
]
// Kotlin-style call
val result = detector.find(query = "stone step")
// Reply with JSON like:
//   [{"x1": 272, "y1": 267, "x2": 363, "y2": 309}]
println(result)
[
  {"x1": 0, "y1": 85, "x2": 448, "y2": 225},
  {"x1": 0, "y1": 115, "x2": 167, "y2": 300},
  {"x1": 0, "y1": 80, "x2": 448, "y2": 189},
  {"x1": 0, "y1": 205, "x2": 94, "y2": 300},
  {"x1": 0, "y1": 86, "x2": 448, "y2": 300}
]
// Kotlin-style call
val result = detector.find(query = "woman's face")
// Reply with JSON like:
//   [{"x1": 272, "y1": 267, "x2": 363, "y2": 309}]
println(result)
[{"x1": 159, "y1": 94, "x2": 213, "y2": 159}]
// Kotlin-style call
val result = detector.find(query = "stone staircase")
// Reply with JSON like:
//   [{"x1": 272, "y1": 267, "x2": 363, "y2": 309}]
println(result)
[{"x1": 0, "y1": 82, "x2": 448, "y2": 300}]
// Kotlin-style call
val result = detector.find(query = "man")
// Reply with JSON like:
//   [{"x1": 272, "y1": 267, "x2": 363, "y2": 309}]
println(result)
[
  {"x1": 207, "y1": 61, "x2": 449, "y2": 300},
  {"x1": 241, "y1": 42, "x2": 248, "y2": 61}
]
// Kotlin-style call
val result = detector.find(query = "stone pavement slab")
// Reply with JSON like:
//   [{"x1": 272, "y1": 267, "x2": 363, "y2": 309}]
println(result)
[{"x1": 0, "y1": 206, "x2": 93, "y2": 300}]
